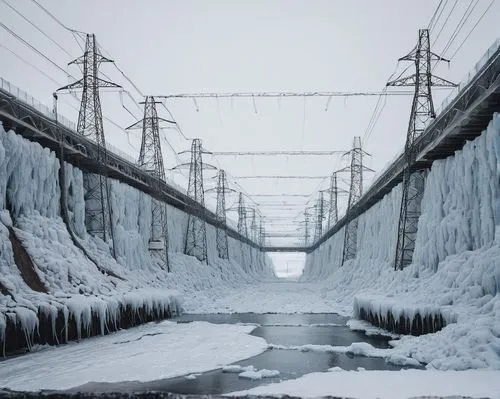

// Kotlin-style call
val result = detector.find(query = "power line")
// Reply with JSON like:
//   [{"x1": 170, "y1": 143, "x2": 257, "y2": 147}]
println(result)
[
  {"x1": 428, "y1": 0, "x2": 446, "y2": 32},
  {"x1": 1, "y1": 0, "x2": 73, "y2": 58},
  {"x1": 159, "y1": 91, "x2": 414, "y2": 99},
  {"x1": 211, "y1": 150, "x2": 345, "y2": 156},
  {"x1": 249, "y1": 194, "x2": 312, "y2": 197},
  {"x1": 0, "y1": 43, "x2": 61, "y2": 86},
  {"x1": 29, "y1": 0, "x2": 85, "y2": 34},
  {"x1": 0, "y1": 22, "x2": 73, "y2": 77},
  {"x1": 434, "y1": 0, "x2": 479, "y2": 65},
  {"x1": 233, "y1": 176, "x2": 329, "y2": 180},
  {"x1": 432, "y1": 0, "x2": 460, "y2": 46},
  {"x1": 449, "y1": 0, "x2": 495, "y2": 61}
]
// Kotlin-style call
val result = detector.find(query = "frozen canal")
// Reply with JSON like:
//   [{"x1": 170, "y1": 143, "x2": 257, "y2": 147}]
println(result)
[{"x1": 67, "y1": 313, "x2": 414, "y2": 395}]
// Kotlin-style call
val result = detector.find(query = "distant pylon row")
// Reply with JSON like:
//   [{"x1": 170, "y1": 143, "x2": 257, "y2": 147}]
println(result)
[{"x1": 56, "y1": 33, "x2": 264, "y2": 271}]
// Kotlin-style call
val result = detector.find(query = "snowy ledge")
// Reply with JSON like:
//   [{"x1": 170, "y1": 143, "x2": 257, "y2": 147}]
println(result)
[
  {"x1": 353, "y1": 294, "x2": 456, "y2": 335},
  {"x1": 0, "y1": 289, "x2": 183, "y2": 355}
]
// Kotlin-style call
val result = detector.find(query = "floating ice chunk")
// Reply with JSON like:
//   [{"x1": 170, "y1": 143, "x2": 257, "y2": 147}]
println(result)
[
  {"x1": 222, "y1": 365, "x2": 251, "y2": 373},
  {"x1": 238, "y1": 368, "x2": 280, "y2": 380}
]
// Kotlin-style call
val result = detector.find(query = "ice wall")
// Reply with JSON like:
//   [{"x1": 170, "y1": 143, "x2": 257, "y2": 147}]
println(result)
[
  {"x1": 304, "y1": 113, "x2": 500, "y2": 281},
  {"x1": 301, "y1": 114, "x2": 500, "y2": 369},
  {"x1": 302, "y1": 181, "x2": 401, "y2": 281},
  {"x1": 0, "y1": 121, "x2": 273, "y2": 349},
  {"x1": 413, "y1": 114, "x2": 500, "y2": 272}
]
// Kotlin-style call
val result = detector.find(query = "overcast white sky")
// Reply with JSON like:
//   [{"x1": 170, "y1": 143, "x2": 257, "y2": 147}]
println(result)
[{"x1": 1, "y1": 0, "x2": 499, "y2": 276}]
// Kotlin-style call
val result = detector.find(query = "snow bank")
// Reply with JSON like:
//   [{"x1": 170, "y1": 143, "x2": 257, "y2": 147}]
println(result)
[
  {"x1": 353, "y1": 294, "x2": 455, "y2": 335},
  {"x1": 302, "y1": 113, "x2": 500, "y2": 369},
  {"x1": 269, "y1": 342, "x2": 419, "y2": 366},
  {"x1": 0, "y1": 321, "x2": 268, "y2": 391},
  {"x1": 230, "y1": 369, "x2": 500, "y2": 398}
]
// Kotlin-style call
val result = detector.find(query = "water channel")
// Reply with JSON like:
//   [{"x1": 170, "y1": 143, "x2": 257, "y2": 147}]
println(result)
[{"x1": 68, "y1": 313, "x2": 417, "y2": 395}]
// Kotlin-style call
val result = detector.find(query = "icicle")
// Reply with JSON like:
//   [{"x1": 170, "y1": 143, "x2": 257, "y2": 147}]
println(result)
[
  {"x1": 325, "y1": 95, "x2": 332, "y2": 111},
  {"x1": 192, "y1": 98, "x2": 199, "y2": 112}
]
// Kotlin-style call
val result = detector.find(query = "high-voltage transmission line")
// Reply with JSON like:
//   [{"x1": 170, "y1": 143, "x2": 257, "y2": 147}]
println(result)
[
  {"x1": 160, "y1": 91, "x2": 414, "y2": 99},
  {"x1": 249, "y1": 194, "x2": 312, "y2": 198},
  {"x1": 387, "y1": 28, "x2": 456, "y2": 271},
  {"x1": 234, "y1": 176, "x2": 329, "y2": 180},
  {"x1": 233, "y1": 192, "x2": 261, "y2": 270},
  {"x1": 212, "y1": 150, "x2": 345, "y2": 156},
  {"x1": 327, "y1": 172, "x2": 340, "y2": 229},
  {"x1": 237, "y1": 192, "x2": 249, "y2": 239},
  {"x1": 300, "y1": 206, "x2": 314, "y2": 246},
  {"x1": 58, "y1": 33, "x2": 120, "y2": 248},
  {"x1": 313, "y1": 192, "x2": 325, "y2": 242},
  {"x1": 126, "y1": 96, "x2": 174, "y2": 271},
  {"x1": 206, "y1": 170, "x2": 233, "y2": 260},
  {"x1": 173, "y1": 139, "x2": 215, "y2": 263},
  {"x1": 341, "y1": 137, "x2": 372, "y2": 265},
  {"x1": 319, "y1": 171, "x2": 344, "y2": 231},
  {"x1": 259, "y1": 219, "x2": 266, "y2": 246}
]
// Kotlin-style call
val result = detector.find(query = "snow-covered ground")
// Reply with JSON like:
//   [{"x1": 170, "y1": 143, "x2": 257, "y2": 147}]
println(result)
[
  {"x1": 182, "y1": 281, "x2": 337, "y2": 314},
  {"x1": 230, "y1": 369, "x2": 500, "y2": 398},
  {"x1": 0, "y1": 321, "x2": 267, "y2": 391}
]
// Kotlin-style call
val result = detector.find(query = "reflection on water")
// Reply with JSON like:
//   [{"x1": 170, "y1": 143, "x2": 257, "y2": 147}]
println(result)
[
  {"x1": 173, "y1": 312, "x2": 348, "y2": 326},
  {"x1": 68, "y1": 313, "x2": 418, "y2": 395},
  {"x1": 252, "y1": 325, "x2": 391, "y2": 348}
]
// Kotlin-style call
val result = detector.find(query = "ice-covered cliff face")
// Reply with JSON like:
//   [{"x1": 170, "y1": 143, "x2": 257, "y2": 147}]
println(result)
[
  {"x1": 413, "y1": 114, "x2": 500, "y2": 272},
  {"x1": 304, "y1": 113, "x2": 500, "y2": 280},
  {"x1": 0, "y1": 128, "x2": 60, "y2": 218},
  {"x1": 301, "y1": 113, "x2": 500, "y2": 370},
  {"x1": 0, "y1": 121, "x2": 273, "y2": 347}
]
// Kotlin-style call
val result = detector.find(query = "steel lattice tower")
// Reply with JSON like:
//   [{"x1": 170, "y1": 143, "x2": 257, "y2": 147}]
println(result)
[
  {"x1": 237, "y1": 192, "x2": 248, "y2": 238},
  {"x1": 303, "y1": 208, "x2": 311, "y2": 246},
  {"x1": 314, "y1": 192, "x2": 325, "y2": 242},
  {"x1": 184, "y1": 139, "x2": 209, "y2": 263},
  {"x1": 259, "y1": 219, "x2": 265, "y2": 246},
  {"x1": 58, "y1": 33, "x2": 120, "y2": 243},
  {"x1": 250, "y1": 209, "x2": 258, "y2": 242},
  {"x1": 341, "y1": 136, "x2": 371, "y2": 265},
  {"x1": 327, "y1": 172, "x2": 339, "y2": 229},
  {"x1": 126, "y1": 96, "x2": 174, "y2": 271},
  {"x1": 387, "y1": 29, "x2": 455, "y2": 271},
  {"x1": 215, "y1": 169, "x2": 230, "y2": 259}
]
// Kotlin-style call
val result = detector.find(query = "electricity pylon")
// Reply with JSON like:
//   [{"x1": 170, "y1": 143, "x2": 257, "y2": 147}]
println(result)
[
  {"x1": 314, "y1": 192, "x2": 325, "y2": 242},
  {"x1": 327, "y1": 172, "x2": 339, "y2": 229},
  {"x1": 387, "y1": 28, "x2": 455, "y2": 271},
  {"x1": 341, "y1": 136, "x2": 372, "y2": 265},
  {"x1": 58, "y1": 33, "x2": 120, "y2": 246},
  {"x1": 126, "y1": 96, "x2": 175, "y2": 271},
  {"x1": 237, "y1": 192, "x2": 248, "y2": 238},
  {"x1": 174, "y1": 139, "x2": 215, "y2": 263},
  {"x1": 212, "y1": 169, "x2": 231, "y2": 259}
]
